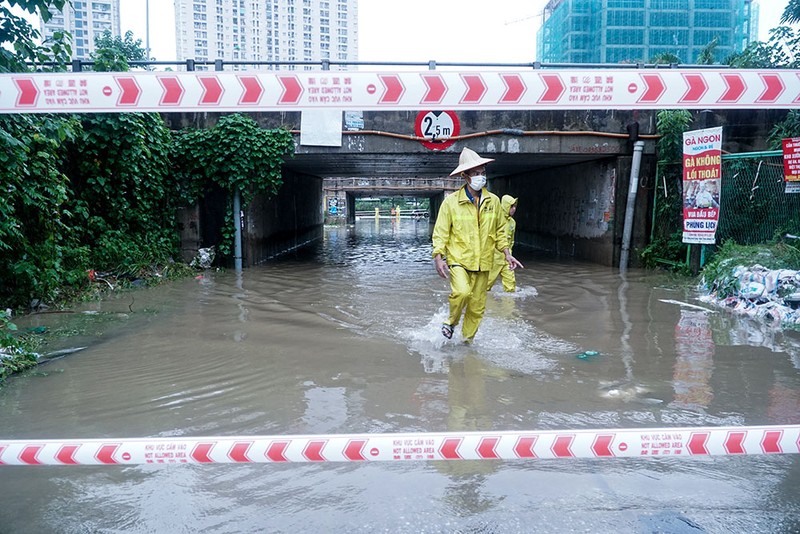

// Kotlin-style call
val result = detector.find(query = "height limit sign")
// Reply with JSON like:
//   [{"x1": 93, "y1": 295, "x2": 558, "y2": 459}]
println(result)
[{"x1": 415, "y1": 110, "x2": 460, "y2": 150}]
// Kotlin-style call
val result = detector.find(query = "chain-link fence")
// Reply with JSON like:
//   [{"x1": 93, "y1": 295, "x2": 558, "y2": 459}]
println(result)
[{"x1": 649, "y1": 151, "x2": 800, "y2": 268}]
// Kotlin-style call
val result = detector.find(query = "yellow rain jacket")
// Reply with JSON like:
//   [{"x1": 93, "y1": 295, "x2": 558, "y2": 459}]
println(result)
[
  {"x1": 432, "y1": 186, "x2": 509, "y2": 271},
  {"x1": 499, "y1": 194, "x2": 517, "y2": 251}
]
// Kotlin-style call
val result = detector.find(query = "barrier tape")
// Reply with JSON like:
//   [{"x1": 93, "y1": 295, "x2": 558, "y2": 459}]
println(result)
[{"x1": 1, "y1": 425, "x2": 798, "y2": 466}]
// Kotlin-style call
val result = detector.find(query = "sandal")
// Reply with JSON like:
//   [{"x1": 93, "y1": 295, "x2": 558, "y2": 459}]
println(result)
[{"x1": 441, "y1": 323, "x2": 454, "y2": 339}]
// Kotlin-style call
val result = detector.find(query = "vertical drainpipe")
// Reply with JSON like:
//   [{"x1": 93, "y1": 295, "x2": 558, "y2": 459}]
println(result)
[
  {"x1": 233, "y1": 189, "x2": 243, "y2": 273},
  {"x1": 619, "y1": 140, "x2": 645, "y2": 271}
]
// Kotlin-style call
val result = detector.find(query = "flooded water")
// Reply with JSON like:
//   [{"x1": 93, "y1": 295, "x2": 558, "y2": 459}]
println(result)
[{"x1": 1, "y1": 218, "x2": 799, "y2": 533}]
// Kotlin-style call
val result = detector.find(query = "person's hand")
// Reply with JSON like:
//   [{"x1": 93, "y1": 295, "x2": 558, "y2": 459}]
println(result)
[
  {"x1": 506, "y1": 254, "x2": 523, "y2": 270},
  {"x1": 434, "y1": 256, "x2": 450, "y2": 279}
]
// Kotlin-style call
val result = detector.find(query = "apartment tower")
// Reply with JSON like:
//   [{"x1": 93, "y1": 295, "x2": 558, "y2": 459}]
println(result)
[
  {"x1": 39, "y1": 0, "x2": 122, "y2": 60},
  {"x1": 174, "y1": 0, "x2": 359, "y2": 70}
]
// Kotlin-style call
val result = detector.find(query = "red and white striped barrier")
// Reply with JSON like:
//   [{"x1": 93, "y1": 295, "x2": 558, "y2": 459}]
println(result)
[
  {"x1": 1, "y1": 425, "x2": 798, "y2": 466},
  {"x1": 1, "y1": 69, "x2": 799, "y2": 113}
]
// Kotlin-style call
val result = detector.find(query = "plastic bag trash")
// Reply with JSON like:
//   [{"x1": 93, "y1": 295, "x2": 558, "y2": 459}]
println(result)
[
  {"x1": 190, "y1": 247, "x2": 215, "y2": 269},
  {"x1": 576, "y1": 350, "x2": 600, "y2": 360},
  {"x1": 741, "y1": 281, "x2": 765, "y2": 299}
]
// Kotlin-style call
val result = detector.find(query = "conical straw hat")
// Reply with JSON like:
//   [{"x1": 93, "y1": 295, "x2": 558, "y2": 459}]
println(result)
[{"x1": 449, "y1": 147, "x2": 495, "y2": 176}]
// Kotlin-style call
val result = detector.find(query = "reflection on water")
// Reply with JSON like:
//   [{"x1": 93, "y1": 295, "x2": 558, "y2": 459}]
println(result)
[{"x1": 1, "y1": 219, "x2": 799, "y2": 533}]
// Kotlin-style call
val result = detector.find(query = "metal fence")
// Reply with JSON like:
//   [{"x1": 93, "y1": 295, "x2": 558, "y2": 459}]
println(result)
[{"x1": 650, "y1": 150, "x2": 800, "y2": 267}]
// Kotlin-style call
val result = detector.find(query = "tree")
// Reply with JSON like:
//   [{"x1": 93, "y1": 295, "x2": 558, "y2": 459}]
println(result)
[
  {"x1": 649, "y1": 52, "x2": 681, "y2": 65},
  {"x1": 696, "y1": 37, "x2": 718, "y2": 65},
  {"x1": 781, "y1": 0, "x2": 800, "y2": 24},
  {"x1": 90, "y1": 30, "x2": 148, "y2": 72},
  {"x1": 0, "y1": 0, "x2": 72, "y2": 72}
]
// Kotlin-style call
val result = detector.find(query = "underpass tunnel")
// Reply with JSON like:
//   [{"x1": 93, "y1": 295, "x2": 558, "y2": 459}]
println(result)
[{"x1": 178, "y1": 110, "x2": 659, "y2": 268}]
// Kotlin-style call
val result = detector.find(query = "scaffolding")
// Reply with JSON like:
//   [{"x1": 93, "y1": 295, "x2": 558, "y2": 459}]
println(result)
[{"x1": 538, "y1": 0, "x2": 756, "y2": 64}]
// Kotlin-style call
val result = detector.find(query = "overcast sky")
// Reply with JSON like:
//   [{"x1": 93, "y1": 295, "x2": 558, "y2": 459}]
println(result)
[{"x1": 10, "y1": 0, "x2": 792, "y2": 64}]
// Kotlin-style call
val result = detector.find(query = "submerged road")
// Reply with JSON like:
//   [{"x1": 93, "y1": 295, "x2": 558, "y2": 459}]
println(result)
[{"x1": 1, "y1": 219, "x2": 799, "y2": 533}]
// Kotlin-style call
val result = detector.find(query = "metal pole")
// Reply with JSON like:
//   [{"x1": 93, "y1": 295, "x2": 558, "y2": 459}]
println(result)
[
  {"x1": 145, "y1": 0, "x2": 150, "y2": 60},
  {"x1": 619, "y1": 140, "x2": 645, "y2": 271},
  {"x1": 233, "y1": 188, "x2": 243, "y2": 273}
]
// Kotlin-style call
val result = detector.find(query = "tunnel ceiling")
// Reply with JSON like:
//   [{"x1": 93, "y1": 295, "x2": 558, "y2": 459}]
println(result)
[{"x1": 282, "y1": 152, "x2": 613, "y2": 178}]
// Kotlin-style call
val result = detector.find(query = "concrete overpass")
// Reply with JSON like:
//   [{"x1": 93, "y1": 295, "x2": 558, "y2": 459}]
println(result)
[
  {"x1": 169, "y1": 106, "x2": 783, "y2": 267},
  {"x1": 168, "y1": 108, "x2": 661, "y2": 266}
]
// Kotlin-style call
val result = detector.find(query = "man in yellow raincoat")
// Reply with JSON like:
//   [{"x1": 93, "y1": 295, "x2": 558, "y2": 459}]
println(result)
[
  {"x1": 432, "y1": 148, "x2": 523, "y2": 342},
  {"x1": 487, "y1": 195, "x2": 518, "y2": 293}
]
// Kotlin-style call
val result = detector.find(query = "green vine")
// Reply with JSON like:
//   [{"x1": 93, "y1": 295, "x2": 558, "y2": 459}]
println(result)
[{"x1": 171, "y1": 114, "x2": 294, "y2": 255}]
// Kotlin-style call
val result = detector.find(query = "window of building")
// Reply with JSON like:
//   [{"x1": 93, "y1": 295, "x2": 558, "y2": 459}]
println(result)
[
  {"x1": 606, "y1": 29, "x2": 643, "y2": 45},
  {"x1": 650, "y1": 29, "x2": 687, "y2": 45},
  {"x1": 606, "y1": 9, "x2": 644, "y2": 27},
  {"x1": 650, "y1": 0, "x2": 688, "y2": 9},
  {"x1": 649, "y1": 12, "x2": 688, "y2": 27}
]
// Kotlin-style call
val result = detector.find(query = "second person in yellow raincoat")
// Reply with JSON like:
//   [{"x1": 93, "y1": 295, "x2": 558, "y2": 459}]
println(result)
[
  {"x1": 432, "y1": 148, "x2": 523, "y2": 342},
  {"x1": 487, "y1": 195, "x2": 518, "y2": 293}
]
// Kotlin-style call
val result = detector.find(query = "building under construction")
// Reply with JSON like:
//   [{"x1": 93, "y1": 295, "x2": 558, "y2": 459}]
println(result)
[{"x1": 537, "y1": 0, "x2": 759, "y2": 64}]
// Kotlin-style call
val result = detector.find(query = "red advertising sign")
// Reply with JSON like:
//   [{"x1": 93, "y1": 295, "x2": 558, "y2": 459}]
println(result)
[
  {"x1": 682, "y1": 127, "x2": 723, "y2": 245},
  {"x1": 782, "y1": 137, "x2": 800, "y2": 182}
]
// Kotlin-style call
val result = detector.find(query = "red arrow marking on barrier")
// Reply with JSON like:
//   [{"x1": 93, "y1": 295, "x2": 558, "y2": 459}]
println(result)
[
  {"x1": 199, "y1": 76, "x2": 224, "y2": 105},
  {"x1": 757, "y1": 74, "x2": 784, "y2": 103},
  {"x1": 277, "y1": 75, "x2": 303, "y2": 105},
  {"x1": 115, "y1": 77, "x2": 141, "y2": 106},
  {"x1": 378, "y1": 75, "x2": 404, "y2": 104},
  {"x1": 0, "y1": 445, "x2": 5, "y2": 465},
  {"x1": 499, "y1": 74, "x2": 526, "y2": 103},
  {"x1": 158, "y1": 76, "x2": 184, "y2": 105},
  {"x1": 680, "y1": 74, "x2": 708, "y2": 103},
  {"x1": 477, "y1": 437, "x2": 500, "y2": 459},
  {"x1": 795, "y1": 74, "x2": 800, "y2": 103},
  {"x1": 687, "y1": 432, "x2": 710, "y2": 455},
  {"x1": 237, "y1": 75, "x2": 264, "y2": 104},
  {"x1": 637, "y1": 74, "x2": 666, "y2": 103},
  {"x1": 761, "y1": 430, "x2": 783, "y2": 454},
  {"x1": 95, "y1": 444, "x2": 120, "y2": 464},
  {"x1": 460, "y1": 74, "x2": 487, "y2": 104},
  {"x1": 228, "y1": 441, "x2": 253, "y2": 462},
  {"x1": 592, "y1": 435, "x2": 615, "y2": 457},
  {"x1": 303, "y1": 440, "x2": 327, "y2": 461},
  {"x1": 421, "y1": 74, "x2": 447, "y2": 104},
  {"x1": 13, "y1": 78, "x2": 38, "y2": 106},
  {"x1": 439, "y1": 438, "x2": 463, "y2": 460},
  {"x1": 718, "y1": 73, "x2": 746, "y2": 103},
  {"x1": 191, "y1": 442, "x2": 215, "y2": 463},
  {"x1": 56, "y1": 444, "x2": 80, "y2": 464},
  {"x1": 19, "y1": 445, "x2": 43, "y2": 465},
  {"x1": 539, "y1": 74, "x2": 565, "y2": 103},
  {"x1": 551, "y1": 435, "x2": 575, "y2": 457},
  {"x1": 265, "y1": 441, "x2": 289, "y2": 462},
  {"x1": 344, "y1": 439, "x2": 367, "y2": 461},
  {"x1": 514, "y1": 436, "x2": 537, "y2": 458},
  {"x1": 724, "y1": 431, "x2": 746, "y2": 454}
]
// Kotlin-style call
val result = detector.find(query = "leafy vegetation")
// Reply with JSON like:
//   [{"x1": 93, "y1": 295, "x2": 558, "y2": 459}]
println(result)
[
  {"x1": 171, "y1": 115, "x2": 294, "y2": 255},
  {"x1": 0, "y1": 310, "x2": 40, "y2": 383},
  {"x1": 0, "y1": 4, "x2": 294, "y2": 383},
  {"x1": 0, "y1": 0, "x2": 72, "y2": 72}
]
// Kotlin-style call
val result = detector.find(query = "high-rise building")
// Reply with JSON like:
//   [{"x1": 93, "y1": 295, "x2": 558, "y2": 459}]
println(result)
[
  {"x1": 537, "y1": 0, "x2": 758, "y2": 64},
  {"x1": 174, "y1": 0, "x2": 359, "y2": 70},
  {"x1": 40, "y1": 1, "x2": 122, "y2": 60}
]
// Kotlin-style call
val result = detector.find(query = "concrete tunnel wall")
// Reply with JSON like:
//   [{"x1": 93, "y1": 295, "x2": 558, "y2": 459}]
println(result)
[
  {"x1": 490, "y1": 154, "x2": 655, "y2": 267},
  {"x1": 243, "y1": 168, "x2": 324, "y2": 265}
]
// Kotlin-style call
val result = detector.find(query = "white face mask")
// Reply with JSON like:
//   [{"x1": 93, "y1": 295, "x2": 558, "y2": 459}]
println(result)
[{"x1": 468, "y1": 174, "x2": 487, "y2": 190}]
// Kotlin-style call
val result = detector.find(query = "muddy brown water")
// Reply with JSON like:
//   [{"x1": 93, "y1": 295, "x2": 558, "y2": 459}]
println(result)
[{"x1": 1, "y1": 219, "x2": 799, "y2": 533}]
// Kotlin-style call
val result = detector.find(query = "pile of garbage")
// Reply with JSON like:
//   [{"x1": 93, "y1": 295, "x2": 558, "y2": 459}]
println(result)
[{"x1": 699, "y1": 264, "x2": 800, "y2": 327}]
